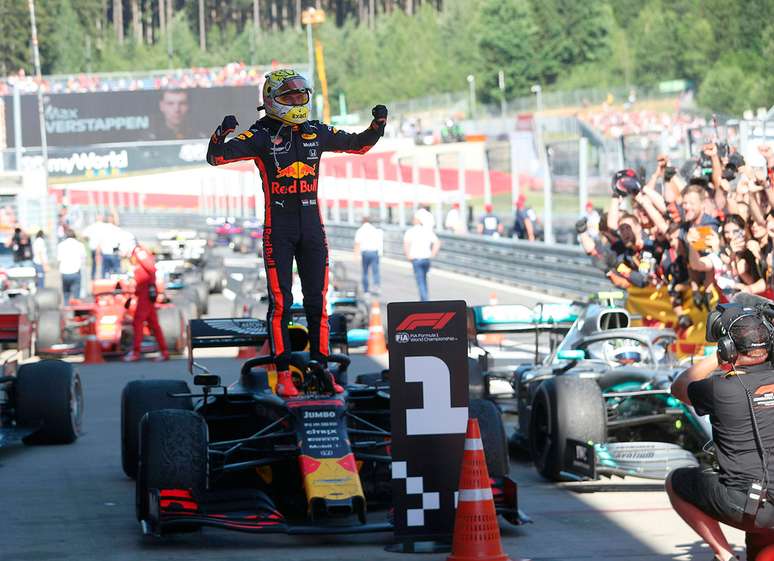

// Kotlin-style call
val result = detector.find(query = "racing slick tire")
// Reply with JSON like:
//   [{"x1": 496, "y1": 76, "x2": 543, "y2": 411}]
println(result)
[
  {"x1": 157, "y1": 306, "x2": 185, "y2": 355},
  {"x1": 203, "y1": 266, "x2": 225, "y2": 294},
  {"x1": 528, "y1": 376, "x2": 607, "y2": 481},
  {"x1": 136, "y1": 409, "x2": 207, "y2": 523},
  {"x1": 36, "y1": 309, "x2": 64, "y2": 352},
  {"x1": 34, "y1": 287, "x2": 61, "y2": 311},
  {"x1": 16, "y1": 360, "x2": 83, "y2": 444},
  {"x1": 190, "y1": 281, "x2": 209, "y2": 316},
  {"x1": 121, "y1": 380, "x2": 193, "y2": 479},
  {"x1": 470, "y1": 398, "x2": 509, "y2": 478}
]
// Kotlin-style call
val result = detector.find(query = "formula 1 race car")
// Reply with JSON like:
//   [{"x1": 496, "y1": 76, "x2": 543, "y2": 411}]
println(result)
[
  {"x1": 121, "y1": 317, "x2": 519, "y2": 536},
  {"x1": 37, "y1": 278, "x2": 187, "y2": 358},
  {"x1": 0, "y1": 309, "x2": 82, "y2": 448},
  {"x1": 0, "y1": 241, "x2": 61, "y2": 327},
  {"x1": 474, "y1": 295, "x2": 710, "y2": 482}
]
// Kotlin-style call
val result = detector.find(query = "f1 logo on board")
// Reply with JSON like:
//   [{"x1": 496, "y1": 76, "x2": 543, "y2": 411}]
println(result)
[
  {"x1": 394, "y1": 312, "x2": 458, "y2": 344},
  {"x1": 396, "y1": 312, "x2": 455, "y2": 331}
]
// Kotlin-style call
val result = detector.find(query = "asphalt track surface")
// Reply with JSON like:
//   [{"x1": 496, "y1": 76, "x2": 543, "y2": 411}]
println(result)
[{"x1": 1, "y1": 252, "x2": 749, "y2": 561}]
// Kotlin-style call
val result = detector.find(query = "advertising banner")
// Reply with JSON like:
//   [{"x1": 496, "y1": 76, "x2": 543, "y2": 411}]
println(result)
[
  {"x1": 387, "y1": 300, "x2": 469, "y2": 550},
  {"x1": 2, "y1": 86, "x2": 259, "y2": 147},
  {"x1": 5, "y1": 141, "x2": 210, "y2": 177}
]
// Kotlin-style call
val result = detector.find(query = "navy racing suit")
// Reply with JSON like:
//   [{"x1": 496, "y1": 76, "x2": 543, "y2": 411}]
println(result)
[{"x1": 207, "y1": 116, "x2": 383, "y2": 370}]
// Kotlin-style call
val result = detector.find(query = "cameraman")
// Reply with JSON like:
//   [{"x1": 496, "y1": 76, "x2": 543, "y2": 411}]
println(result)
[{"x1": 668, "y1": 309, "x2": 774, "y2": 560}]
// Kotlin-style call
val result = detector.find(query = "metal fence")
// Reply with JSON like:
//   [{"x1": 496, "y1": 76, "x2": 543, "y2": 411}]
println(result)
[
  {"x1": 325, "y1": 223, "x2": 608, "y2": 300},
  {"x1": 115, "y1": 210, "x2": 609, "y2": 300}
]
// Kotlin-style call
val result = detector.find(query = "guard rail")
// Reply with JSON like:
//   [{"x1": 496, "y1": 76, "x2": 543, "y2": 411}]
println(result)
[
  {"x1": 325, "y1": 224, "x2": 609, "y2": 300},
  {"x1": 117, "y1": 212, "x2": 609, "y2": 300}
]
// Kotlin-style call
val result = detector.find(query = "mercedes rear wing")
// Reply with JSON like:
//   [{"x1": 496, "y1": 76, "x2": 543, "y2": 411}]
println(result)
[{"x1": 469, "y1": 303, "x2": 579, "y2": 335}]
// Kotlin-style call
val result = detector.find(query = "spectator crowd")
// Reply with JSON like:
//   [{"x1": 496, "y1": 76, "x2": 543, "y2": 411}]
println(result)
[
  {"x1": 576, "y1": 141, "x2": 774, "y2": 330},
  {"x1": 0, "y1": 62, "x2": 265, "y2": 96}
]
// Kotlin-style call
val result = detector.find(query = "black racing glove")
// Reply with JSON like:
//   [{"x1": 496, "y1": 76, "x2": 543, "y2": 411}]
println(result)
[
  {"x1": 214, "y1": 115, "x2": 238, "y2": 141},
  {"x1": 371, "y1": 105, "x2": 388, "y2": 135}
]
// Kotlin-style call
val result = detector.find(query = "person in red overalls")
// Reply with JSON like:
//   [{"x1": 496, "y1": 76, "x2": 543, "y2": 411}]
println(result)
[{"x1": 122, "y1": 245, "x2": 169, "y2": 362}]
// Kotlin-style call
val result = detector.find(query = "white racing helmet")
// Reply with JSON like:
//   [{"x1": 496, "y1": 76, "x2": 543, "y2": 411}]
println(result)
[{"x1": 262, "y1": 69, "x2": 313, "y2": 125}]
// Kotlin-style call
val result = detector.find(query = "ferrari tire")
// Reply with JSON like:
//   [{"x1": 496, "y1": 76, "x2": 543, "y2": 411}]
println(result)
[
  {"x1": 16, "y1": 360, "x2": 83, "y2": 444},
  {"x1": 470, "y1": 398, "x2": 509, "y2": 478},
  {"x1": 34, "y1": 287, "x2": 61, "y2": 311},
  {"x1": 528, "y1": 376, "x2": 607, "y2": 481},
  {"x1": 136, "y1": 409, "x2": 207, "y2": 522},
  {"x1": 36, "y1": 309, "x2": 64, "y2": 352},
  {"x1": 157, "y1": 306, "x2": 184, "y2": 354},
  {"x1": 121, "y1": 380, "x2": 192, "y2": 479}
]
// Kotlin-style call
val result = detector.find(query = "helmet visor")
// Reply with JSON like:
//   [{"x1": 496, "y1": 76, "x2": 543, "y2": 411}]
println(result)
[{"x1": 274, "y1": 77, "x2": 311, "y2": 106}]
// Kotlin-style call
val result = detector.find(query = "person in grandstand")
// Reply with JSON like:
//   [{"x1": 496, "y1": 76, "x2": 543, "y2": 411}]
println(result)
[{"x1": 206, "y1": 69, "x2": 387, "y2": 397}]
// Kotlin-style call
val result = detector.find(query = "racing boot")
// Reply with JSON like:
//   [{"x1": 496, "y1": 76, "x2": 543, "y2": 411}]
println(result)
[
  {"x1": 276, "y1": 370, "x2": 300, "y2": 398},
  {"x1": 122, "y1": 351, "x2": 142, "y2": 362},
  {"x1": 327, "y1": 370, "x2": 344, "y2": 394}
]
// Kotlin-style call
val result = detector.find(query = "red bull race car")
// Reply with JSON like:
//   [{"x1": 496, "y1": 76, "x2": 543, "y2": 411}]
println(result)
[{"x1": 121, "y1": 317, "x2": 520, "y2": 536}]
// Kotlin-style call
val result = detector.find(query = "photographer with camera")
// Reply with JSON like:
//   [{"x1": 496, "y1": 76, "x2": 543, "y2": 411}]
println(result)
[{"x1": 668, "y1": 301, "x2": 774, "y2": 560}]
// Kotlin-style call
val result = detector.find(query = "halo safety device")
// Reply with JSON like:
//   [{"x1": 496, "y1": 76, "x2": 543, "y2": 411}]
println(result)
[{"x1": 261, "y1": 69, "x2": 313, "y2": 126}]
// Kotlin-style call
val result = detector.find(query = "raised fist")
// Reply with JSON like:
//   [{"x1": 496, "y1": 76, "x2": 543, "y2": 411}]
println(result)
[
  {"x1": 371, "y1": 105, "x2": 388, "y2": 122},
  {"x1": 216, "y1": 115, "x2": 239, "y2": 138}
]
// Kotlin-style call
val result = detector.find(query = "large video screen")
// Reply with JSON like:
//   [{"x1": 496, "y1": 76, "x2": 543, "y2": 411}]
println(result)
[{"x1": 2, "y1": 86, "x2": 260, "y2": 147}]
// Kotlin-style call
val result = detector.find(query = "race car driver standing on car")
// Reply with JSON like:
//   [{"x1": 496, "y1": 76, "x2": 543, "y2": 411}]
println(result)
[
  {"x1": 207, "y1": 69, "x2": 387, "y2": 397},
  {"x1": 123, "y1": 244, "x2": 169, "y2": 363}
]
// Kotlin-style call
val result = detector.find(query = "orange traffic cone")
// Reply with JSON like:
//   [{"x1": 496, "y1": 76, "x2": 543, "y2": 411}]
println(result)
[
  {"x1": 83, "y1": 318, "x2": 105, "y2": 364},
  {"x1": 760, "y1": 546, "x2": 774, "y2": 561},
  {"x1": 489, "y1": 292, "x2": 498, "y2": 306},
  {"x1": 366, "y1": 299, "x2": 387, "y2": 356},
  {"x1": 448, "y1": 419, "x2": 512, "y2": 561}
]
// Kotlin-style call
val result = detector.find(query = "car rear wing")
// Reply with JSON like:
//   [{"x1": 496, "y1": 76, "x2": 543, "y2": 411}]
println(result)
[
  {"x1": 188, "y1": 318, "x2": 269, "y2": 350},
  {"x1": 470, "y1": 303, "x2": 579, "y2": 335},
  {"x1": 188, "y1": 314, "x2": 348, "y2": 353}
]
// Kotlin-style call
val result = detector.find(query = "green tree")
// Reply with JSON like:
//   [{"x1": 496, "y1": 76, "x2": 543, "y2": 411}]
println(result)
[
  {"x1": 478, "y1": 0, "x2": 538, "y2": 101},
  {"x1": 0, "y1": 0, "x2": 32, "y2": 76},
  {"x1": 697, "y1": 60, "x2": 755, "y2": 115},
  {"x1": 50, "y1": 0, "x2": 88, "y2": 74}
]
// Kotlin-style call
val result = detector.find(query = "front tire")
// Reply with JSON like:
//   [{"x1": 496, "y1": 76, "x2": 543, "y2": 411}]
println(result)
[
  {"x1": 528, "y1": 376, "x2": 606, "y2": 481},
  {"x1": 136, "y1": 409, "x2": 207, "y2": 522}
]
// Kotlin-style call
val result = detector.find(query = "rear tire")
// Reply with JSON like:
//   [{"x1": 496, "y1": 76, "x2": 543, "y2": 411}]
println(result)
[
  {"x1": 136, "y1": 409, "x2": 207, "y2": 522},
  {"x1": 16, "y1": 360, "x2": 83, "y2": 444},
  {"x1": 190, "y1": 282, "x2": 209, "y2": 316},
  {"x1": 470, "y1": 399, "x2": 509, "y2": 478},
  {"x1": 36, "y1": 309, "x2": 64, "y2": 351},
  {"x1": 121, "y1": 380, "x2": 192, "y2": 479},
  {"x1": 528, "y1": 376, "x2": 607, "y2": 481},
  {"x1": 34, "y1": 288, "x2": 61, "y2": 311},
  {"x1": 157, "y1": 306, "x2": 185, "y2": 355}
]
